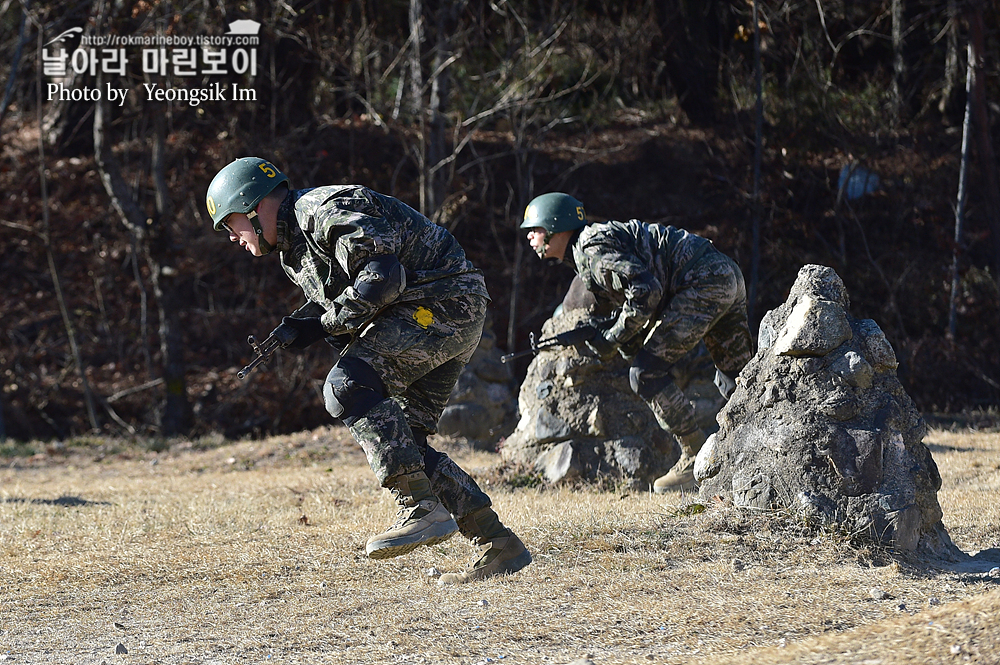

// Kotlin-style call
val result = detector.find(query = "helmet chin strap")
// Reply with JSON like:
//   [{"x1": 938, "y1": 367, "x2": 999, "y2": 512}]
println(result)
[{"x1": 247, "y1": 210, "x2": 274, "y2": 255}]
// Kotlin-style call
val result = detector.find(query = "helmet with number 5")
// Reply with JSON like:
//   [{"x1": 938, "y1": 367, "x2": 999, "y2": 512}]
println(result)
[
  {"x1": 521, "y1": 192, "x2": 588, "y2": 259},
  {"x1": 520, "y1": 192, "x2": 588, "y2": 234},
  {"x1": 205, "y1": 157, "x2": 289, "y2": 231}
]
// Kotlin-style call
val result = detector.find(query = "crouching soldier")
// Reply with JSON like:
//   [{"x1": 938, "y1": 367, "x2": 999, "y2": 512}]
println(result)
[
  {"x1": 206, "y1": 157, "x2": 531, "y2": 583},
  {"x1": 520, "y1": 192, "x2": 753, "y2": 492}
]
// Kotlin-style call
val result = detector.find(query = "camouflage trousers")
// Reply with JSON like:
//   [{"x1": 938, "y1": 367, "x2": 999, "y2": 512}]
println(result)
[
  {"x1": 342, "y1": 294, "x2": 492, "y2": 518},
  {"x1": 634, "y1": 251, "x2": 753, "y2": 436}
]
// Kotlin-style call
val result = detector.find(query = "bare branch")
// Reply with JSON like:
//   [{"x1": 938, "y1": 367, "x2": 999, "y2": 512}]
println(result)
[{"x1": 93, "y1": 80, "x2": 147, "y2": 238}]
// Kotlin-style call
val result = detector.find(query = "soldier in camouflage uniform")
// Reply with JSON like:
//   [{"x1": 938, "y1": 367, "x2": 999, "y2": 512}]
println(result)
[
  {"x1": 206, "y1": 157, "x2": 531, "y2": 584},
  {"x1": 520, "y1": 193, "x2": 753, "y2": 492}
]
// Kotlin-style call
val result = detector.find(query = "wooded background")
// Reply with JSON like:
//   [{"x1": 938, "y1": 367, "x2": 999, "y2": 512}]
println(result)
[{"x1": 0, "y1": 0, "x2": 998, "y2": 443}]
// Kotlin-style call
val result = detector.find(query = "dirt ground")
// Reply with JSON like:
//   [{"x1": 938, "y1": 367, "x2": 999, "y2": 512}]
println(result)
[{"x1": 1, "y1": 427, "x2": 998, "y2": 664}]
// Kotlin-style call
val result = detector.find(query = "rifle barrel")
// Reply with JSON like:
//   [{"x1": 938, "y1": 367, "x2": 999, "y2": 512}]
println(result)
[{"x1": 500, "y1": 348, "x2": 536, "y2": 364}]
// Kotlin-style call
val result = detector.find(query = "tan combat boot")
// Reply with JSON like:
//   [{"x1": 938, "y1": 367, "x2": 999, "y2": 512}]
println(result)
[
  {"x1": 437, "y1": 507, "x2": 532, "y2": 585},
  {"x1": 653, "y1": 429, "x2": 707, "y2": 493},
  {"x1": 365, "y1": 471, "x2": 458, "y2": 560}
]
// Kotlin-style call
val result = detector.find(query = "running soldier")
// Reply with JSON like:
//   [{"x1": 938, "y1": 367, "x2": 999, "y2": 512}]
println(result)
[
  {"x1": 520, "y1": 192, "x2": 753, "y2": 492},
  {"x1": 206, "y1": 157, "x2": 531, "y2": 583}
]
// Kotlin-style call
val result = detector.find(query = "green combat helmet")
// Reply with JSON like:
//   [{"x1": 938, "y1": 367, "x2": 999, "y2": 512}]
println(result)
[
  {"x1": 520, "y1": 192, "x2": 587, "y2": 258},
  {"x1": 206, "y1": 157, "x2": 288, "y2": 254}
]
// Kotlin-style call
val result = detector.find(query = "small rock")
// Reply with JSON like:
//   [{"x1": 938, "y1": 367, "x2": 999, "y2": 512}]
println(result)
[
  {"x1": 988, "y1": 567, "x2": 1000, "y2": 578},
  {"x1": 895, "y1": 603, "x2": 906, "y2": 611},
  {"x1": 115, "y1": 643, "x2": 128, "y2": 654},
  {"x1": 928, "y1": 597, "x2": 940, "y2": 606},
  {"x1": 869, "y1": 588, "x2": 888, "y2": 600},
  {"x1": 731, "y1": 558, "x2": 745, "y2": 572},
  {"x1": 478, "y1": 599, "x2": 489, "y2": 607},
  {"x1": 425, "y1": 567, "x2": 441, "y2": 578},
  {"x1": 951, "y1": 644, "x2": 962, "y2": 655}
]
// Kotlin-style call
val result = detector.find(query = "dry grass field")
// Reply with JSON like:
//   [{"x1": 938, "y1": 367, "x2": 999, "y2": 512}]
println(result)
[{"x1": 1, "y1": 426, "x2": 998, "y2": 665}]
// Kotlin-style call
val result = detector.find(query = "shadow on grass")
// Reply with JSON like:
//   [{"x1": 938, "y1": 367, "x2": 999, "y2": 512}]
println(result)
[
  {"x1": 4, "y1": 495, "x2": 112, "y2": 507},
  {"x1": 926, "y1": 443, "x2": 977, "y2": 454},
  {"x1": 933, "y1": 547, "x2": 1000, "y2": 575}
]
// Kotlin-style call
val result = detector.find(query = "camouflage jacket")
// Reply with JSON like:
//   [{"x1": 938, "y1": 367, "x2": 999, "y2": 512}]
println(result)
[
  {"x1": 274, "y1": 186, "x2": 489, "y2": 335},
  {"x1": 567, "y1": 219, "x2": 715, "y2": 344}
]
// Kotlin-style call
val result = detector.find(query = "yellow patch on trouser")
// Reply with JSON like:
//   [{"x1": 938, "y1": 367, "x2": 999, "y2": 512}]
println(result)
[{"x1": 413, "y1": 306, "x2": 434, "y2": 328}]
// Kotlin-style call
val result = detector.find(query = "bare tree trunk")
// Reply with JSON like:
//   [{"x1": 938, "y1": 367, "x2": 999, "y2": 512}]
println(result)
[
  {"x1": 408, "y1": 0, "x2": 428, "y2": 213},
  {"x1": 40, "y1": 0, "x2": 98, "y2": 152},
  {"x1": 33, "y1": 14, "x2": 99, "y2": 432},
  {"x1": 94, "y1": 78, "x2": 191, "y2": 436},
  {"x1": 967, "y1": 4, "x2": 1000, "y2": 296},
  {"x1": 748, "y1": 0, "x2": 763, "y2": 324},
  {"x1": 939, "y1": 0, "x2": 959, "y2": 116},
  {"x1": 507, "y1": 105, "x2": 537, "y2": 356},
  {"x1": 407, "y1": 0, "x2": 461, "y2": 219},
  {"x1": 0, "y1": 3, "x2": 28, "y2": 129},
  {"x1": 949, "y1": 43, "x2": 973, "y2": 340},
  {"x1": 150, "y1": 111, "x2": 191, "y2": 435},
  {"x1": 507, "y1": 187, "x2": 524, "y2": 356},
  {"x1": 891, "y1": 0, "x2": 905, "y2": 123},
  {"x1": 408, "y1": 0, "x2": 424, "y2": 116},
  {"x1": 652, "y1": 0, "x2": 724, "y2": 125},
  {"x1": 426, "y1": 0, "x2": 459, "y2": 218}
]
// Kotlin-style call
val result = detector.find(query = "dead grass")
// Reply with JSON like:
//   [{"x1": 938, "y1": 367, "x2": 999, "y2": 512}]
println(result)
[{"x1": 1, "y1": 427, "x2": 998, "y2": 664}]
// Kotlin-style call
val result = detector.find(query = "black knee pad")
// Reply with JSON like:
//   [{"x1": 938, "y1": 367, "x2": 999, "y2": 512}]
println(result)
[
  {"x1": 628, "y1": 350, "x2": 675, "y2": 400},
  {"x1": 323, "y1": 357, "x2": 385, "y2": 426}
]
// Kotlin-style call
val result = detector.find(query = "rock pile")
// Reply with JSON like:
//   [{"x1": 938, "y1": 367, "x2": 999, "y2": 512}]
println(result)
[
  {"x1": 696, "y1": 264, "x2": 959, "y2": 558},
  {"x1": 501, "y1": 278, "x2": 725, "y2": 486}
]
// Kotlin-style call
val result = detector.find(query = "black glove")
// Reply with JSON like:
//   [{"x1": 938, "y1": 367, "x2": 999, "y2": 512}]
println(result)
[
  {"x1": 585, "y1": 332, "x2": 619, "y2": 361},
  {"x1": 278, "y1": 316, "x2": 328, "y2": 349}
]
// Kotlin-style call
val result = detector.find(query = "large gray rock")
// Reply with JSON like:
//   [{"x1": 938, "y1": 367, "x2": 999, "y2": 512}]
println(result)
[
  {"x1": 501, "y1": 277, "x2": 725, "y2": 486},
  {"x1": 696, "y1": 265, "x2": 959, "y2": 559}
]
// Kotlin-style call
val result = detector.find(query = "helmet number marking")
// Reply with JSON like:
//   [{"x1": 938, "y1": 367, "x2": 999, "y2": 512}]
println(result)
[
  {"x1": 206, "y1": 196, "x2": 217, "y2": 216},
  {"x1": 576, "y1": 206, "x2": 585, "y2": 220},
  {"x1": 258, "y1": 162, "x2": 278, "y2": 178}
]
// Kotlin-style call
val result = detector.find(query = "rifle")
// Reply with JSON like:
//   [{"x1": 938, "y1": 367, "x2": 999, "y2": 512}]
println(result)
[
  {"x1": 500, "y1": 324, "x2": 599, "y2": 364},
  {"x1": 237, "y1": 331, "x2": 288, "y2": 380},
  {"x1": 237, "y1": 301, "x2": 326, "y2": 380}
]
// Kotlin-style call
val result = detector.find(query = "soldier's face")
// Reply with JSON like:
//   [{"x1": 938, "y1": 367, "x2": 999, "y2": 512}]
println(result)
[
  {"x1": 526, "y1": 228, "x2": 550, "y2": 258},
  {"x1": 527, "y1": 228, "x2": 571, "y2": 261},
  {"x1": 224, "y1": 213, "x2": 263, "y2": 256}
]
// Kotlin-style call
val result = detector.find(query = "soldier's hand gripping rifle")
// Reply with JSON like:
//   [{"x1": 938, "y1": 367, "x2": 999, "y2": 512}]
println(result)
[
  {"x1": 500, "y1": 323, "x2": 601, "y2": 364},
  {"x1": 237, "y1": 302, "x2": 334, "y2": 380}
]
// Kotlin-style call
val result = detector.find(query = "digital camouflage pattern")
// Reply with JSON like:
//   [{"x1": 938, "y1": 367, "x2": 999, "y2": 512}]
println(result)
[
  {"x1": 569, "y1": 220, "x2": 753, "y2": 435},
  {"x1": 272, "y1": 185, "x2": 489, "y2": 335},
  {"x1": 347, "y1": 294, "x2": 492, "y2": 517},
  {"x1": 273, "y1": 186, "x2": 492, "y2": 518}
]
